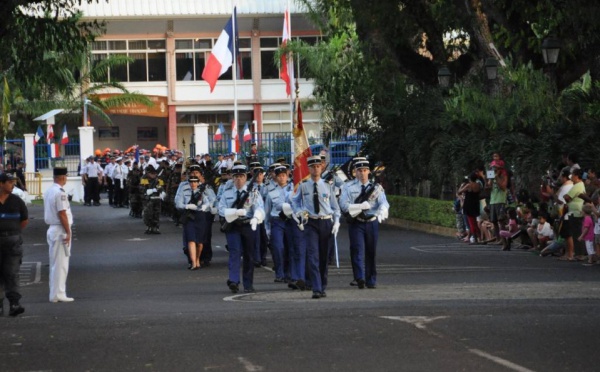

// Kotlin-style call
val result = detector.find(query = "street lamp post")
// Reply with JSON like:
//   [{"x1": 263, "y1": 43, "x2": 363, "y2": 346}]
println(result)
[
  {"x1": 541, "y1": 37, "x2": 561, "y2": 90},
  {"x1": 438, "y1": 66, "x2": 452, "y2": 88}
]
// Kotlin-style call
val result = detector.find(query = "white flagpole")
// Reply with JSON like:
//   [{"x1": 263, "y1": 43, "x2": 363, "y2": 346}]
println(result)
[
  {"x1": 232, "y1": 2, "x2": 239, "y2": 159},
  {"x1": 287, "y1": 0, "x2": 295, "y2": 162}
]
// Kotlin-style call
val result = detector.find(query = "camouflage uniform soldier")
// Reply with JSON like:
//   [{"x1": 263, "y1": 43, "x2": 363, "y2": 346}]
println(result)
[
  {"x1": 167, "y1": 162, "x2": 183, "y2": 225},
  {"x1": 140, "y1": 165, "x2": 165, "y2": 234},
  {"x1": 128, "y1": 162, "x2": 143, "y2": 218}
]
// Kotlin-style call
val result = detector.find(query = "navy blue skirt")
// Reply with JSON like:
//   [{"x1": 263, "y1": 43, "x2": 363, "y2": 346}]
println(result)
[{"x1": 183, "y1": 211, "x2": 206, "y2": 244}]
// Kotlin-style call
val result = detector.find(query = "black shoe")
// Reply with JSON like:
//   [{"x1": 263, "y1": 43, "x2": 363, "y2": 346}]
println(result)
[
  {"x1": 274, "y1": 278, "x2": 285, "y2": 283},
  {"x1": 288, "y1": 281, "x2": 299, "y2": 290},
  {"x1": 296, "y1": 280, "x2": 306, "y2": 291},
  {"x1": 227, "y1": 280, "x2": 239, "y2": 293},
  {"x1": 312, "y1": 292, "x2": 321, "y2": 299},
  {"x1": 9, "y1": 303, "x2": 24, "y2": 317},
  {"x1": 366, "y1": 284, "x2": 377, "y2": 289},
  {"x1": 153, "y1": 228, "x2": 161, "y2": 234},
  {"x1": 93, "y1": 202, "x2": 101, "y2": 206},
  {"x1": 357, "y1": 279, "x2": 365, "y2": 289},
  {"x1": 320, "y1": 291, "x2": 327, "y2": 298},
  {"x1": 349, "y1": 280, "x2": 358, "y2": 286},
  {"x1": 243, "y1": 287, "x2": 255, "y2": 293},
  {"x1": 84, "y1": 203, "x2": 91, "y2": 206},
  {"x1": 254, "y1": 262, "x2": 262, "y2": 268},
  {"x1": 260, "y1": 260, "x2": 268, "y2": 267}
]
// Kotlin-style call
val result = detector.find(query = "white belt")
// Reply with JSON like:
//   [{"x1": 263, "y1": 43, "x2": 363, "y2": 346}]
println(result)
[{"x1": 309, "y1": 215, "x2": 332, "y2": 220}]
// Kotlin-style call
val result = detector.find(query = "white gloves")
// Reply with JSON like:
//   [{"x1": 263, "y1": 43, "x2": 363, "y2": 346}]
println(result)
[
  {"x1": 146, "y1": 188, "x2": 156, "y2": 196},
  {"x1": 236, "y1": 209, "x2": 247, "y2": 217},
  {"x1": 331, "y1": 221, "x2": 340, "y2": 236},
  {"x1": 224, "y1": 208, "x2": 239, "y2": 223},
  {"x1": 377, "y1": 206, "x2": 389, "y2": 223},
  {"x1": 292, "y1": 213, "x2": 304, "y2": 231},
  {"x1": 348, "y1": 204, "x2": 363, "y2": 217},
  {"x1": 250, "y1": 217, "x2": 258, "y2": 231},
  {"x1": 360, "y1": 201, "x2": 371, "y2": 210},
  {"x1": 159, "y1": 191, "x2": 166, "y2": 201},
  {"x1": 281, "y1": 203, "x2": 293, "y2": 217},
  {"x1": 185, "y1": 204, "x2": 198, "y2": 210},
  {"x1": 253, "y1": 209, "x2": 265, "y2": 224},
  {"x1": 200, "y1": 204, "x2": 210, "y2": 212}
]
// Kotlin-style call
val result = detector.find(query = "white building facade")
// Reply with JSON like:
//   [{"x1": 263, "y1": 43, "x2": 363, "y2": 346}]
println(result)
[{"x1": 78, "y1": 0, "x2": 322, "y2": 153}]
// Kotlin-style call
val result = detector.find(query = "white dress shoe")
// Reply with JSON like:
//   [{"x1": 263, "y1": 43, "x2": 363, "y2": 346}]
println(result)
[{"x1": 50, "y1": 296, "x2": 74, "y2": 303}]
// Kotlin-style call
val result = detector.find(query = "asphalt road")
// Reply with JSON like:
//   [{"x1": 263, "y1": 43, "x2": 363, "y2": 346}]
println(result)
[{"x1": 2, "y1": 201, "x2": 599, "y2": 372}]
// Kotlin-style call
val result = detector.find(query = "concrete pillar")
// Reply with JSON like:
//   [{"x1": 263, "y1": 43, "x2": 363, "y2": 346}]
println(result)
[
  {"x1": 23, "y1": 134, "x2": 35, "y2": 173},
  {"x1": 194, "y1": 123, "x2": 209, "y2": 156},
  {"x1": 78, "y1": 126, "x2": 95, "y2": 165}
]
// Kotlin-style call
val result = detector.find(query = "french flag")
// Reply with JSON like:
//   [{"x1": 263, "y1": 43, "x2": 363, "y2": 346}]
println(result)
[
  {"x1": 214, "y1": 123, "x2": 224, "y2": 140},
  {"x1": 34, "y1": 126, "x2": 44, "y2": 145},
  {"x1": 243, "y1": 122, "x2": 251, "y2": 142},
  {"x1": 61, "y1": 125, "x2": 69, "y2": 145},
  {"x1": 202, "y1": 7, "x2": 239, "y2": 92}
]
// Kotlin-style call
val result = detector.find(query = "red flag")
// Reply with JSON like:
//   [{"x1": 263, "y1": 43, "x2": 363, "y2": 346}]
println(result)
[
  {"x1": 280, "y1": 8, "x2": 295, "y2": 97},
  {"x1": 47, "y1": 124, "x2": 54, "y2": 142},
  {"x1": 293, "y1": 99, "x2": 312, "y2": 190},
  {"x1": 231, "y1": 119, "x2": 239, "y2": 153}
]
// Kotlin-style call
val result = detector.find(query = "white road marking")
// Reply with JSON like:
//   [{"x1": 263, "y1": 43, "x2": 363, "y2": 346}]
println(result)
[
  {"x1": 19, "y1": 262, "x2": 42, "y2": 286},
  {"x1": 126, "y1": 238, "x2": 149, "y2": 241},
  {"x1": 381, "y1": 316, "x2": 536, "y2": 372},
  {"x1": 237, "y1": 357, "x2": 264, "y2": 371},
  {"x1": 380, "y1": 316, "x2": 448, "y2": 330},
  {"x1": 469, "y1": 349, "x2": 536, "y2": 372}
]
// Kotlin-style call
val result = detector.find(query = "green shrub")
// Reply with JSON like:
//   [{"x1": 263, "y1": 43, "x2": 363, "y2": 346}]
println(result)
[{"x1": 388, "y1": 195, "x2": 455, "y2": 228}]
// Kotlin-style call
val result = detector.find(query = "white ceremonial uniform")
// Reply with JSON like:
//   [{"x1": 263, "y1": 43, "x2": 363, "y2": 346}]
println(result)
[{"x1": 43, "y1": 183, "x2": 74, "y2": 302}]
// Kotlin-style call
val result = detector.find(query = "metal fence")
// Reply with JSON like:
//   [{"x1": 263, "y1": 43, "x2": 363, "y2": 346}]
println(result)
[
  {"x1": 34, "y1": 140, "x2": 81, "y2": 176},
  {"x1": 205, "y1": 132, "x2": 364, "y2": 166}
]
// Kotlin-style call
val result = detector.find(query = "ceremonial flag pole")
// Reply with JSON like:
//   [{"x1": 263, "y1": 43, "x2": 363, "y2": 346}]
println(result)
[{"x1": 281, "y1": 3, "x2": 295, "y2": 161}]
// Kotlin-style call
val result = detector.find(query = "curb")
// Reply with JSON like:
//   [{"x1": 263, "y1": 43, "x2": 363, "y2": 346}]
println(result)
[{"x1": 384, "y1": 218, "x2": 455, "y2": 238}]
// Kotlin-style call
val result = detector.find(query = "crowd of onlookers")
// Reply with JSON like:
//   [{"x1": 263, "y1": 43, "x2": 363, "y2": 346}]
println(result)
[{"x1": 455, "y1": 152, "x2": 600, "y2": 265}]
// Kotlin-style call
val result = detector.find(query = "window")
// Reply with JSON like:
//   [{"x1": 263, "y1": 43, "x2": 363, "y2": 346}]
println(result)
[
  {"x1": 90, "y1": 39, "x2": 167, "y2": 82},
  {"x1": 260, "y1": 36, "x2": 321, "y2": 80},
  {"x1": 175, "y1": 38, "x2": 252, "y2": 81}
]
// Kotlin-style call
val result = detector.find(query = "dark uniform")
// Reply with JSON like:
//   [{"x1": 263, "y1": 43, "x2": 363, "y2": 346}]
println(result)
[
  {"x1": 128, "y1": 163, "x2": 143, "y2": 218},
  {"x1": 0, "y1": 173, "x2": 28, "y2": 316},
  {"x1": 139, "y1": 165, "x2": 164, "y2": 234}
]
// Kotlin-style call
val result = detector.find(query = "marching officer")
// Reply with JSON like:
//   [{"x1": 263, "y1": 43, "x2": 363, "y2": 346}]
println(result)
[
  {"x1": 339, "y1": 158, "x2": 389, "y2": 289},
  {"x1": 291, "y1": 155, "x2": 341, "y2": 299},
  {"x1": 112, "y1": 157, "x2": 128, "y2": 208},
  {"x1": 128, "y1": 162, "x2": 143, "y2": 218},
  {"x1": 218, "y1": 165, "x2": 265, "y2": 294},
  {"x1": 264, "y1": 164, "x2": 294, "y2": 283}
]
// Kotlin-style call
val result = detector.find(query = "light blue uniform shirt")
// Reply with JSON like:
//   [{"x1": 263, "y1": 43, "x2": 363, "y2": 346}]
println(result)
[
  {"x1": 291, "y1": 178, "x2": 341, "y2": 223},
  {"x1": 339, "y1": 179, "x2": 390, "y2": 216},
  {"x1": 218, "y1": 185, "x2": 264, "y2": 219},
  {"x1": 175, "y1": 181, "x2": 216, "y2": 211}
]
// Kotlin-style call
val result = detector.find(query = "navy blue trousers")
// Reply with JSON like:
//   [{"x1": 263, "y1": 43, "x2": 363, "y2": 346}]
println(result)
[{"x1": 348, "y1": 220, "x2": 379, "y2": 286}]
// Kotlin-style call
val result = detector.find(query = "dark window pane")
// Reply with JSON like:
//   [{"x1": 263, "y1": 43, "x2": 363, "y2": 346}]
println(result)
[
  {"x1": 110, "y1": 53, "x2": 128, "y2": 82},
  {"x1": 176, "y1": 39, "x2": 193, "y2": 49},
  {"x1": 109, "y1": 40, "x2": 126, "y2": 50},
  {"x1": 91, "y1": 41, "x2": 107, "y2": 51},
  {"x1": 129, "y1": 53, "x2": 147, "y2": 81},
  {"x1": 148, "y1": 40, "x2": 165, "y2": 49},
  {"x1": 176, "y1": 52, "x2": 194, "y2": 81},
  {"x1": 238, "y1": 38, "x2": 251, "y2": 48},
  {"x1": 240, "y1": 51, "x2": 252, "y2": 80},
  {"x1": 261, "y1": 50, "x2": 278, "y2": 79},
  {"x1": 129, "y1": 40, "x2": 146, "y2": 50},
  {"x1": 194, "y1": 39, "x2": 212, "y2": 49},
  {"x1": 91, "y1": 54, "x2": 107, "y2": 82},
  {"x1": 194, "y1": 52, "x2": 206, "y2": 81},
  {"x1": 299, "y1": 36, "x2": 318, "y2": 45},
  {"x1": 260, "y1": 38, "x2": 278, "y2": 48},
  {"x1": 148, "y1": 52, "x2": 166, "y2": 81}
]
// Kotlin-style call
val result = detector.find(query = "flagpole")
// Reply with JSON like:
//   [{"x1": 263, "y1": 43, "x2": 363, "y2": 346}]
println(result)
[
  {"x1": 232, "y1": 1, "x2": 239, "y2": 160},
  {"x1": 287, "y1": 0, "x2": 295, "y2": 162}
]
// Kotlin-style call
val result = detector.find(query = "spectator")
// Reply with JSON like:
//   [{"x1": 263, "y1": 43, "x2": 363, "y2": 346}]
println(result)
[
  {"x1": 458, "y1": 171, "x2": 482, "y2": 243},
  {"x1": 531, "y1": 212, "x2": 554, "y2": 251},
  {"x1": 578, "y1": 204, "x2": 596, "y2": 265},
  {"x1": 486, "y1": 154, "x2": 508, "y2": 244},
  {"x1": 499, "y1": 207, "x2": 519, "y2": 251},
  {"x1": 561, "y1": 168, "x2": 590, "y2": 260},
  {"x1": 478, "y1": 205, "x2": 495, "y2": 243}
]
